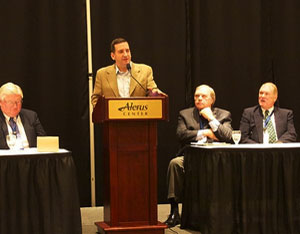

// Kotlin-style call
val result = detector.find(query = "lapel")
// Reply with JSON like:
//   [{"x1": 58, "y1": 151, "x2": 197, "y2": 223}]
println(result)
[
  {"x1": 212, "y1": 108, "x2": 218, "y2": 119},
  {"x1": 0, "y1": 111, "x2": 9, "y2": 136},
  {"x1": 19, "y1": 110, "x2": 28, "y2": 136},
  {"x1": 273, "y1": 106, "x2": 280, "y2": 134},
  {"x1": 105, "y1": 65, "x2": 119, "y2": 97},
  {"x1": 254, "y1": 106, "x2": 264, "y2": 143},
  {"x1": 18, "y1": 110, "x2": 33, "y2": 146},
  {"x1": 129, "y1": 63, "x2": 140, "y2": 95},
  {"x1": 193, "y1": 107, "x2": 200, "y2": 128}
]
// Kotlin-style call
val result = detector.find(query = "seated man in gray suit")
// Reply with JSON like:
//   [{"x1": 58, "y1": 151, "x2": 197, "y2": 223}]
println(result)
[
  {"x1": 91, "y1": 37, "x2": 165, "y2": 106},
  {"x1": 240, "y1": 82, "x2": 297, "y2": 143},
  {"x1": 0, "y1": 82, "x2": 46, "y2": 149},
  {"x1": 164, "y1": 84, "x2": 233, "y2": 227}
]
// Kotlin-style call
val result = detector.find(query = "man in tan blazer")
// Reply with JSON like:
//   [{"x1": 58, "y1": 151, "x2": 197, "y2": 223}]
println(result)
[{"x1": 91, "y1": 38, "x2": 164, "y2": 107}]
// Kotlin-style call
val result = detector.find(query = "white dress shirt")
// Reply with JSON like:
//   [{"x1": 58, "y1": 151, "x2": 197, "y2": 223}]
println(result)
[
  {"x1": 4, "y1": 113, "x2": 29, "y2": 148},
  {"x1": 116, "y1": 66, "x2": 131, "y2": 98},
  {"x1": 262, "y1": 106, "x2": 278, "y2": 144}
]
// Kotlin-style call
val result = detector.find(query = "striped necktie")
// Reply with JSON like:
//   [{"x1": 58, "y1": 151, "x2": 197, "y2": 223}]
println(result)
[
  {"x1": 264, "y1": 110, "x2": 276, "y2": 143},
  {"x1": 9, "y1": 117, "x2": 20, "y2": 135}
]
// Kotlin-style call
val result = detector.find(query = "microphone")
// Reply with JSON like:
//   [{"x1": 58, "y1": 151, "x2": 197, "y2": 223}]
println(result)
[{"x1": 126, "y1": 64, "x2": 148, "y2": 95}]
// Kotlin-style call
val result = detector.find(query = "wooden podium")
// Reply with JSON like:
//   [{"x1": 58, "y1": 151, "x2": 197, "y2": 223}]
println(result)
[{"x1": 92, "y1": 95, "x2": 168, "y2": 234}]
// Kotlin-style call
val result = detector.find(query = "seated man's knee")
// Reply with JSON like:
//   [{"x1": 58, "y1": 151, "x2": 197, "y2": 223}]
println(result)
[{"x1": 169, "y1": 156, "x2": 184, "y2": 170}]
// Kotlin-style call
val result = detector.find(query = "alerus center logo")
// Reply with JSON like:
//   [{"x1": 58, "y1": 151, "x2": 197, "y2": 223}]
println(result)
[{"x1": 118, "y1": 102, "x2": 149, "y2": 116}]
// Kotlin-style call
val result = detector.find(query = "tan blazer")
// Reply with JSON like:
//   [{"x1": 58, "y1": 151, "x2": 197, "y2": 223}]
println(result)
[{"x1": 91, "y1": 62, "x2": 159, "y2": 107}]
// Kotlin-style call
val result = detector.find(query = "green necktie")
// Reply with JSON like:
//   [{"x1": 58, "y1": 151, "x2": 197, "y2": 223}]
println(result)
[{"x1": 264, "y1": 110, "x2": 277, "y2": 143}]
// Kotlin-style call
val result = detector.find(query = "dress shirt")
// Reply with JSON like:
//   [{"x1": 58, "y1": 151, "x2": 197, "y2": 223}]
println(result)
[
  {"x1": 262, "y1": 106, "x2": 278, "y2": 143},
  {"x1": 4, "y1": 113, "x2": 29, "y2": 148},
  {"x1": 116, "y1": 66, "x2": 131, "y2": 97}
]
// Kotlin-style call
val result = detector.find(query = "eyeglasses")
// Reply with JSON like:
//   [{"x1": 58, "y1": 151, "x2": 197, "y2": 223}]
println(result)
[{"x1": 4, "y1": 100, "x2": 23, "y2": 106}]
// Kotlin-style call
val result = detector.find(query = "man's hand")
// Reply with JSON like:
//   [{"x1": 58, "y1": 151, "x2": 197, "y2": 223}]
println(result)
[
  {"x1": 200, "y1": 107, "x2": 215, "y2": 121},
  {"x1": 148, "y1": 88, "x2": 167, "y2": 97},
  {"x1": 202, "y1": 129, "x2": 219, "y2": 141}
]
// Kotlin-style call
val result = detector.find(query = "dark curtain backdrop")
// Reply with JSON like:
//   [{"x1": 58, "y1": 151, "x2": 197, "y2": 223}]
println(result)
[
  {"x1": 1, "y1": 0, "x2": 300, "y2": 206},
  {"x1": 0, "y1": 0, "x2": 91, "y2": 206},
  {"x1": 91, "y1": 0, "x2": 300, "y2": 205}
]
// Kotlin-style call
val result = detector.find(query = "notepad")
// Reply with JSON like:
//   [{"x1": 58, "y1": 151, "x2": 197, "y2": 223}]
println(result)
[{"x1": 37, "y1": 136, "x2": 59, "y2": 152}]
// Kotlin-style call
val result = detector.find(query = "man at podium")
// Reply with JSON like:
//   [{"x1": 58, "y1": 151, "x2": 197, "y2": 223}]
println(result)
[
  {"x1": 164, "y1": 84, "x2": 233, "y2": 227},
  {"x1": 91, "y1": 37, "x2": 165, "y2": 106}
]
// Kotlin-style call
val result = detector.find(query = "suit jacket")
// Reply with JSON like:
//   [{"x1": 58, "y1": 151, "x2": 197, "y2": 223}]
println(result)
[
  {"x1": 91, "y1": 62, "x2": 160, "y2": 106},
  {"x1": 176, "y1": 107, "x2": 233, "y2": 155},
  {"x1": 0, "y1": 109, "x2": 46, "y2": 149},
  {"x1": 239, "y1": 105, "x2": 297, "y2": 143}
]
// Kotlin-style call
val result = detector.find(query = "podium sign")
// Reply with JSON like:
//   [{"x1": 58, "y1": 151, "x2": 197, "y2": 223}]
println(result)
[
  {"x1": 93, "y1": 96, "x2": 168, "y2": 234},
  {"x1": 108, "y1": 99, "x2": 163, "y2": 119},
  {"x1": 93, "y1": 96, "x2": 169, "y2": 123}
]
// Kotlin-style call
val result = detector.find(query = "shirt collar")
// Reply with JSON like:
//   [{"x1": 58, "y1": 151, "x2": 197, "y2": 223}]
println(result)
[
  {"x1": 261, "y1": 106, "x2": 274, "y2": 116},
  {"x1": 115, "y1": 62, "x2": 132, "y2": 74},
  {"x1": 3, "y1": 113, "x2": 19, "y2": 122},
  {"x1": 115, "y1": 65, "x2": 121, "y2": 74}
]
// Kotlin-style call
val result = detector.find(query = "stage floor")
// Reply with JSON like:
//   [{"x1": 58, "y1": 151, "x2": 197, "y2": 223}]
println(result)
[{"x1": 81, "y1": 204, "x2": 201, "y2": 234}]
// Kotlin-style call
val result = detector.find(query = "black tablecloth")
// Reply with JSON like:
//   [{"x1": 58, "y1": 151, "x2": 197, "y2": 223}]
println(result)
[
  {"x1": 181, "y1": 146, "x2": 300, "y2": 234},
  {"x1": 0, "y1": 151, "x2": 82, "y2": 234}
]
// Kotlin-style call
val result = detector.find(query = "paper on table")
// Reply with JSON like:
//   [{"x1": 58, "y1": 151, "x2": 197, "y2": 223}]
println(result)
[{"x1": 37, "y1": 136, "x2": 59, "y2": 152}]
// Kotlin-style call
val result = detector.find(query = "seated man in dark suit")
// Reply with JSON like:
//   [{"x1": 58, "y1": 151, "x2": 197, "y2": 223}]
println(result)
[
  {"x1": 0, "y1": 82, "x2": 46, "y2": 149},
  {"x1": 240, "y1": 82, "x2": 297, "y2": 143},
  {"x1": 164, "y1": 84, "x2": 233, "y2": 227}
]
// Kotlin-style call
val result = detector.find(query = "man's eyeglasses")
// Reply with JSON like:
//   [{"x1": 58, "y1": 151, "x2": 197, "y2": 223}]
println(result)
[{"x1": 4, "y1": 100, "x2": 23, "y2": 106}]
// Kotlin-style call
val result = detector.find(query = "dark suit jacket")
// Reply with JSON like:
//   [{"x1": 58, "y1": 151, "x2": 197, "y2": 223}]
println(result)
[
  {"x1": 91, "y1": 62, "x2": 160, "y2": 106},
  {"x1": 239, "y1": 105, "x2": 297, "y2": 143},
  {"x1": 176, "y1": 107, "x2": 233, "y2": 155},
  {"x1": 0, "y1": 109, "x2": 46, "y2": 149}
]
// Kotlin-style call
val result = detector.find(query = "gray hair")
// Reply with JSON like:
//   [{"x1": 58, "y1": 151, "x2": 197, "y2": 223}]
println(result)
[
  {"x1": 195, "y1": 84, "x2": 216, "y2": 105},
  {"x1": 261, "y1": 82, "x2": 278, "y2": 97},
  {"x1": 0, "y1": 82, "x2": 23, "y2": 101}
]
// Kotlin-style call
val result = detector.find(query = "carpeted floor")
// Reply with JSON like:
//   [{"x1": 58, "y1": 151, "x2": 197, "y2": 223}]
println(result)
[{"x1": 80, "y1": 204, "x2": 201, "y2": 234}]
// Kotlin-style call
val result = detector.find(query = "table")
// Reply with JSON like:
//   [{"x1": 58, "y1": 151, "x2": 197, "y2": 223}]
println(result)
[
  {"x1": 181, "y1": 143, "x2": 300, "y2": 234},
  {"x1": 0, "y1": 148, "x2": 82, "y2": 234}
]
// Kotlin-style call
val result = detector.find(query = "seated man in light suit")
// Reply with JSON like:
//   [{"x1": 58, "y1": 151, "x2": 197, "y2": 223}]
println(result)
[
  {"x1": 240, "y1": 82, "x2": 297, "y2": 143},
  {"x1": 91, "y1": 37, "x2": 165, "y2": 106},
  {"x1": 164, "y1": 84, "x2": 233, "y2": 227},
  {"x1": 0, "y1": 82, "x2": 46, "y2": 149}
]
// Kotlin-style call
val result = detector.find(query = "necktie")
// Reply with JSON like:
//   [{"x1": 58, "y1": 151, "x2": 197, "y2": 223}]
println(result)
[
  {"x1": 9, "y1": 117, "x2": 19, "y2": 135},
  {"x1": 264, "y1": 110, "x2": 276, "y2": 143}
]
